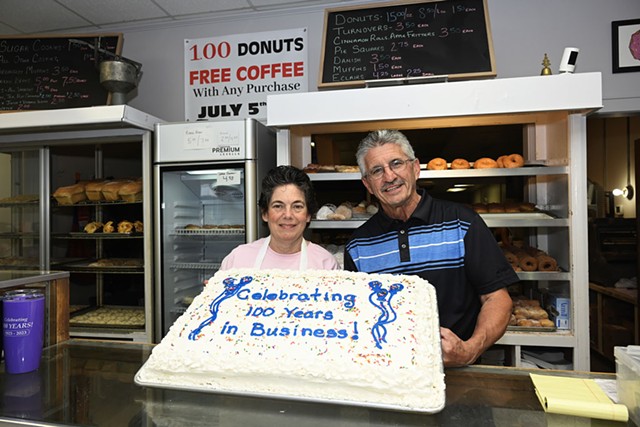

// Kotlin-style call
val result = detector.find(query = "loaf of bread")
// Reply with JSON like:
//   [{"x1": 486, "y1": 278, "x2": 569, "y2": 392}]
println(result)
[
  {"x1": 84, "y1": 180, "x2": 108, "y2": 201},
  {"x1": 101, "y1": 180, "x2": 127, "y2": 201},
  {"x1": 118, "y1": 180, "x2": 143, "y2": 202},
  {"x1": 53, "y1": 183, "x2": 87, "y2": 205}
]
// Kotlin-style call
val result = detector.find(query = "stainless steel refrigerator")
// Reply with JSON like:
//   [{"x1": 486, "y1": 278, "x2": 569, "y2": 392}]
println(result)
[{"x1": 153, "y1": 119, "x2": 276, "y2": 338}]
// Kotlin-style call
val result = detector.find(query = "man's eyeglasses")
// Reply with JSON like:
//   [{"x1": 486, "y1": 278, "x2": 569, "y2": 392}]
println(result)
[{"x1": 364, "y1": 158, "x2": 416, "y2": 180}]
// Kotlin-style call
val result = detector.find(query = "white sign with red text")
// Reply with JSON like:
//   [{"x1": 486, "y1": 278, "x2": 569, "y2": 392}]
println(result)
[{"x1": 185, "y1": 28, "x2": 308, "y2": 122}]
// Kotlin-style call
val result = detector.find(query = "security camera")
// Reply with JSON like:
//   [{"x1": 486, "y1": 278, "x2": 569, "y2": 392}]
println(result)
[{"x1": 559, "y1": 47, "x2": 579, "y2": 73}]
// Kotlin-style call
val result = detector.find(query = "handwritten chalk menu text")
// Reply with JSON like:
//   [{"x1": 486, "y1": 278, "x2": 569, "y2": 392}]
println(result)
[
  {"x1": 320, "y1": 0, "x2": 495, "y2": 88},
  {"x1": 0, "y1": 33, "x2": 122, "y2": 110}
]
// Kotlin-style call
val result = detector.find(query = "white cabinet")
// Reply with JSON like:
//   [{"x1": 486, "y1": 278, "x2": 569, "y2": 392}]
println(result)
[
  {"x1": 0, "y1": 106, "x2": 162, "y2": 343},
  {"x1": 267, "y1": 73, "x2": 602, "y2": 370}
]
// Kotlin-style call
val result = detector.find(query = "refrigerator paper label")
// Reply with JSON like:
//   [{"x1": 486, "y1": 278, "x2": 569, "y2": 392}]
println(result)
[
  {"x1": 184, "y1": 128, "x2": 214, "y2": 149},
  {"x1": 217, "y1": 170, "x2": 241, "y2": 185}
]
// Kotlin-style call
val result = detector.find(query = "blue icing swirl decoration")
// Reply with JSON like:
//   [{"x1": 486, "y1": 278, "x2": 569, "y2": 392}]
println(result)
[
  {"x1": 367, "y1": 280, "x2": 404, "y2": 349},
  {"x1": 189, "y1": 275, "x2": 253, "y2": 340}
]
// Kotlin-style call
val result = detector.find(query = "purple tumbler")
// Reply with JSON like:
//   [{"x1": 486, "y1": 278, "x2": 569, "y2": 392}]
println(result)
[{"x1": 2, "y1": 290, "x2": 45, "y2": 374}]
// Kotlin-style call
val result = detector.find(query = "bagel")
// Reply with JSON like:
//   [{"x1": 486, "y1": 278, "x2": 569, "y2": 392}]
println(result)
[
  {"x1": 427, "y1": 157, "x2": 447, "y2": 170},
  {"x1": 474, "y1": 157, "x2": 498, "y2": 169},
  {"x1": 503, "y1": 154, "x2": 525, "y2": 168},
  {"x1": 450, "y1": 158, "x2": 470, "y2": 169}
]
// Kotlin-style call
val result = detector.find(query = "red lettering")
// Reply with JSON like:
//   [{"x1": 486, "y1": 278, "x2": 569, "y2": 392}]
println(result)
[
  {"x1": 236, "y1": 62, "x2": 305, "y2": 81},
  {"x1": 189, "y1": 68, "x2": 232, "y2": 85}
]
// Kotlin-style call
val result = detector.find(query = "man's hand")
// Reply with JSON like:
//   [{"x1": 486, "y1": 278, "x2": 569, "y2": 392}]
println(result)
[
  {"x1": 440, "y1": 327, "x2": 480, "y2": 367},
  {"x1": 440, "y1": 288, "x2": 512, "y2": 367}
]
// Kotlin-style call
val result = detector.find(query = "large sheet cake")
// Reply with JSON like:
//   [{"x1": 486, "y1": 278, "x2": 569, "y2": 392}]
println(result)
[{"x1": 136, "y1": 268, "x2": 445, "y2": 412}]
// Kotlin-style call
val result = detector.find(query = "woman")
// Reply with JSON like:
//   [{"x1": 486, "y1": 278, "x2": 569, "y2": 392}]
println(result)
[{"x1": 220, "y1": 165, "x2": 339, "y2": 270}]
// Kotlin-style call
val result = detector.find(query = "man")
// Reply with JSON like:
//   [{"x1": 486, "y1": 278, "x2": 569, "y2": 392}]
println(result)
[{"x1": 344, "y1": 129, "x2": 518, "y2": 367}]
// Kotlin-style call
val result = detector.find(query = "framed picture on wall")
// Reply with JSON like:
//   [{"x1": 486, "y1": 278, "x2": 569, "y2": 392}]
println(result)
[{"x1": 612, "y1": 18, "x2": 640, "y2": 73}]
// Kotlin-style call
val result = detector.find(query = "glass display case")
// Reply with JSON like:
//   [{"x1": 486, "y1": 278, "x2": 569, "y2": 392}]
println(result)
[
  {"x1": 0, "y1": 148, "x2": 44, "y2": 270},
  {"x1": 0, "y1": 106, "x2": 161, "y2": 342}
]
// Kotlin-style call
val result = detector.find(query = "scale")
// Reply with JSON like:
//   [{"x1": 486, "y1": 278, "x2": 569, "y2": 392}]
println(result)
[{"x1": 69, "y1": 38, "x2": 143, "y2": 105}]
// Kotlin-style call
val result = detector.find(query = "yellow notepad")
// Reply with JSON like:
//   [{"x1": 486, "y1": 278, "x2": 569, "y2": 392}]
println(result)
[{"x1": 530, "y1": 373, "x2": 628, "y2": 422}]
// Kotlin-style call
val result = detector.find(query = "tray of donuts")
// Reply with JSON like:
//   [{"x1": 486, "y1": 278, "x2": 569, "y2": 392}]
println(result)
[
  {"x1": 501, "y1": 246, "x2": 559, "y2": 273},
  {"x1": 472, "y1": 201, "x2": 539, "y2": 215},
  {"x1": 507, "y1": 297, "x2": 556, "y2": 331},
  {"x1": 423, "y1": 154, "x2": 525, "y2": 170}
]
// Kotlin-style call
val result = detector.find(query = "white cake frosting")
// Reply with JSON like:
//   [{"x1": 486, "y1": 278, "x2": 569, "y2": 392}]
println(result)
[{"x1": 136, "y1": 268, "x2": 445, "y2": 412}]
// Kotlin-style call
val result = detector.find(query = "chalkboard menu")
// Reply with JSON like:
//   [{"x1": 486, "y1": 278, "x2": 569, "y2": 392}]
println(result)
[
  {"x1": 0, "y1": 33, "x2": 123, "y2": 111},
  {"x1": 319, "y1": 0, "x2": 495, "y2": 88}
]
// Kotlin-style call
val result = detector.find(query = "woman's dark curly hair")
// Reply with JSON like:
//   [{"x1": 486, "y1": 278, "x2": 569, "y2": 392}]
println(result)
[{"x1": 258, "y1": 165, "x2": 318, "y2": 216}]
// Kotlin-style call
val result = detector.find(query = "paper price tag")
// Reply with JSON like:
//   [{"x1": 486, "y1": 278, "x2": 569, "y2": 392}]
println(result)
[{"x1": 218, "y1": 170, "x2": 241, "y2": 185}]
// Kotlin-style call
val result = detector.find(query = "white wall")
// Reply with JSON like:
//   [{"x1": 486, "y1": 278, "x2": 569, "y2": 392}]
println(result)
[{"x1": 102, "y1": 0, "x2": 640, "y2": 122}]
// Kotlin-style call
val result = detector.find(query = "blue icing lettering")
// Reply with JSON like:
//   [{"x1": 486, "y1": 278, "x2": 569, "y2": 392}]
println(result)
[
  {"x1": 283, "y1": 306, "x2": 334, "y2": 320},
  {"x1": 236, "y1": 287, "x2": 356, "y2": 308},
  {"x1": 368, "y1": 281, "x2": 404, "y2": 349},
  {"x1": 188, "y1": 275, "x2": 253, "y2": 340},
  {"x1": 250, "y1": 322, "x2": 349, "y2": 339}
]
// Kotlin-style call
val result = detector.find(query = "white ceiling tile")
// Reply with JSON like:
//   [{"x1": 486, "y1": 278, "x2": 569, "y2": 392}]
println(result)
[
  {"x1": 250, "y1": 0, "x2": 322, "y2": 6},
  {"x1": 0, "y1": 0, "x2": 365, "y2": 34},
  {"x1": 0, "y1": 22, "x2": 20, "y2": 35},
  {"x1": 0, "y1": 0, "x2": 91, "y2": 33},
  {"x1": 58, "y1": 0, "x2": 168, "y2": 25},
  {"x1": 152, "y1": 0, "x2": 251, "y2": 16}
]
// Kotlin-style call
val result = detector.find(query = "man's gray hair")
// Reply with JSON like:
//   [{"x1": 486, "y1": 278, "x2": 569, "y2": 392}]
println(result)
[{"x1": 356, "y1": 130, "x2": 416, "y2": 176}]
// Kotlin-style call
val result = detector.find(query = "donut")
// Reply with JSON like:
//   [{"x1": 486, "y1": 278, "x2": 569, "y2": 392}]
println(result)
[
  {"x1": 502, "y1": 250, "x2": 519, "y2": 267},
  {"x1": 514, "y1": 299, "x2": 540, "y2": 308},
  {"x1": 473, "y1": 157, "x2": 498, "y2": 169},
  {"x1": 450, "y1": 158, "x2": 470, "y2": 169},
  {"x1": 488, "y1": 203, "x2": 504, "y2": 213},
  {"x1": 539, "y1": 319, "x2": 555, "y2": 328},
  {"x1": 514, "y1": 307, "x2": 548, "y2": 320},
  {"x1": 303, "y1": 163, "x2": 320, "y2": 173},
  {"x1": 516, "y1": 252, "x2": 538, "y2": 271},
  {"x1": 503, "y1": 154, "x2": 525, "y2": 168},
  {"x1": 472, "y1": 203, "x2": 487, "y2": 213},
  {"x1": 504, "y1": 202, "x2": 520, "y2": 213},
  {"x1": 494, "y1": 227, "x2": 511, "y2": 246},
  {"x1": 427, "y1": 157, "x2": 447, "y2": 170},
  {"x1": 517, "y1": 319, "x2": 540, "y2": 327},
  {"x1": 496, "y1": 155, "x2": 508, "y2": 168},
  {"x1": 518, "y1": 202, "x2": 536, "y2": 212},
  {"x1": 536, "y1": 254, "x2": 558, "y2": 271}
]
